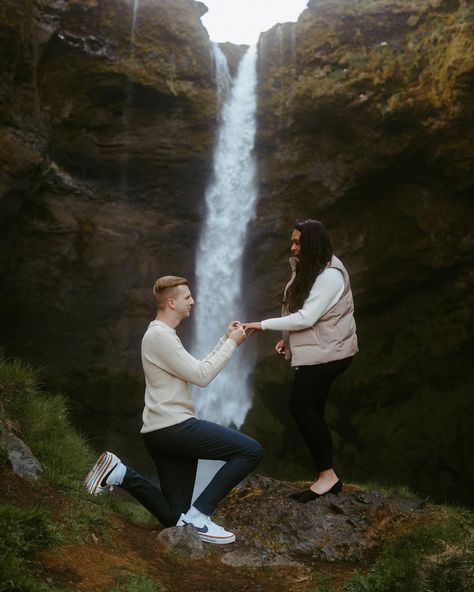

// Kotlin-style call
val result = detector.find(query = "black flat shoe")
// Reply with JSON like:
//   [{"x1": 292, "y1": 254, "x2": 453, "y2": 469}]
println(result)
[
  {"x1": 297, "y1": 480, "x2": 343, "y2": 503},
  {"x1": 288, "y1": 490, "x2": 305, "y2": 501}
]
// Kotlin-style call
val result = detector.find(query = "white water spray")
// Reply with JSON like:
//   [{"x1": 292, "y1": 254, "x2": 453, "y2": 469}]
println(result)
[{"x1": 192, "y1": 45, "x2": 259, "y2": 428}]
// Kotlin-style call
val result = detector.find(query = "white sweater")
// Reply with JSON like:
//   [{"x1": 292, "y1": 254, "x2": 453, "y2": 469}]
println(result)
[
  {"x1": 140, "y1": 320, "x2": 237, "y2": 432},
  {"x1": 261, "y1": 267, "x2": 344, "y2": 332}
]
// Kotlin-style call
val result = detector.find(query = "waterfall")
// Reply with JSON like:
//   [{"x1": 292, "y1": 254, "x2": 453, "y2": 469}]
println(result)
[
  {"x1": 211, "y1": 41, "x2": 231, "y2": 103},
  {"x1": 192, "y1": 44, "x2": 258, "y2": 429}
]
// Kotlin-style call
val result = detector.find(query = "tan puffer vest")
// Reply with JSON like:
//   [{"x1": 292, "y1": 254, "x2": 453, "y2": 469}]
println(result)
[{"x1": 282, "y1": 255, "x2": 358, "y2": 367}]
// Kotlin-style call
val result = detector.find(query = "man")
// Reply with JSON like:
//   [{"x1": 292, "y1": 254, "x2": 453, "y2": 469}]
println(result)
[{"x1": 85, "y1": 276, "x2": 263, "y2": 544}]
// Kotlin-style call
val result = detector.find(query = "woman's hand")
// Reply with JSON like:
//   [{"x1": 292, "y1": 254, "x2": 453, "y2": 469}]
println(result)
[
  {"x1": 242, "y1": 322, "x2": 262, "y2": 335},
  {"x1": 275, "y1": 339, "x2": 285, "y2": 355}
]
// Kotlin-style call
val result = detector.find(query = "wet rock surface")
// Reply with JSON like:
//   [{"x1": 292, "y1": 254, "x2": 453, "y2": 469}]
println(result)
[{"x1": 219, "y1": 475, "x2": 425, "y2": 564}]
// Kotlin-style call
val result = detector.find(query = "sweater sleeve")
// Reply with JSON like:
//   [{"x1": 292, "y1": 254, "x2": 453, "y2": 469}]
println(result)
[
  {"x1": 261, "y1": 267, "x2": 344, "y2": 332},
  {"x1": 144, "y1": 330, "x2": 237, "y2": 388}
]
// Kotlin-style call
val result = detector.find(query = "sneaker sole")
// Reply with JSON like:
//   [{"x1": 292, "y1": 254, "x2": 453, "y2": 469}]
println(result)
[
  {"x1": 177, "y1": 517, "x2": 236, "y2": 544},
  {"x1": 199, "y1": 532, "x2": 236, "y2": 545},
  {"x1": 84, "y1": 451, "x2": 116, "y2": 495}
]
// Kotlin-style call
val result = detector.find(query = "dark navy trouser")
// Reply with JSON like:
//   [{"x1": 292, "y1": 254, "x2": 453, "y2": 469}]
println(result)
[{"x1": 119, "y1": 418, "x2": 263, "y2": 527}]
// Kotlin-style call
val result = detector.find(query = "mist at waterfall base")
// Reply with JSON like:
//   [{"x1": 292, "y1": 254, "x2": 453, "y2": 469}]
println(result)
[{"x1": 190, "y1": 45, "x2": 259, "y2": 501}]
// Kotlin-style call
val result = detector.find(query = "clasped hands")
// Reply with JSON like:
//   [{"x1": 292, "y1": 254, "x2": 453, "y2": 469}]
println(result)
[
  {"x1": 225, "y1": 321, "x2": 261, "y2": 344},
  {"x1": 225, "y1": 321, "x2": 284, "y2": 355}
]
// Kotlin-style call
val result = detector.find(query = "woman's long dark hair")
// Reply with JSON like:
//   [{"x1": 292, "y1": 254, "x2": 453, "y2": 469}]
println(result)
[{"x1": 286, "y1": 219, "x2": 333, "y2": 312}]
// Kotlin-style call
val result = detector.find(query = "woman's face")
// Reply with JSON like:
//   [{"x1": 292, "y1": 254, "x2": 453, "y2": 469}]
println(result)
[{"x1": 290, "y1": 229, "x2": 301, "y2": 258}]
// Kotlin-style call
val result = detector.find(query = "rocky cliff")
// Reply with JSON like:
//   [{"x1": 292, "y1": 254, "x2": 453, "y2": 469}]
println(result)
[
  {"x1": 243, "y1": 0, "x2": 474, "y2": 506},
  {"x1": 0, "y1": 0, "x2": 473, "y2": 505},
  {"x1": 0, "y1": 0, "x2": 217, "y2": 462}
]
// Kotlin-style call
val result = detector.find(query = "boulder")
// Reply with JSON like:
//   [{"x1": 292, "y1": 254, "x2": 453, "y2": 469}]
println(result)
[
  {"x1": 0, "y1": 421, "x2": 43, "y2": 479},
  {"x1": 156, "y1": 524, "x2": 204, "y2": 559}
]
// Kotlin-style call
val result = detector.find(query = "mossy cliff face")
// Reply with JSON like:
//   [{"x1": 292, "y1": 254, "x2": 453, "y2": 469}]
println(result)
[
  {"x1": 244, "y1": 0, "x2": 474, "y2": 505},
  {"x1": 0, "y1": 0, "x2": 216, "y2": 456}
]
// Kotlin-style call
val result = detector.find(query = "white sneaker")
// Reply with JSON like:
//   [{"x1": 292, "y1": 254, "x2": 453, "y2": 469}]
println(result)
[
  {"x1": 176, "y1": 513, "x2": 236, "y2": 545},
  {"x1": 84, "y1": 451, "x2": 123, "y2": 495}
]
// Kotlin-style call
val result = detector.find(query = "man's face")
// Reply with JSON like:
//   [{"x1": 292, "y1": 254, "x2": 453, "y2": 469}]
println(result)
[
  {"x1": 171, "y1": 285, "x2": 194, "y2": 319},
  {"x1": 290, "y1": 229, "x2": 301, "y2": 258}
]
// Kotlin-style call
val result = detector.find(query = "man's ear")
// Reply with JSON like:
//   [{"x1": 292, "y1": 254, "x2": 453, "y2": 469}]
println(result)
[{"x1": 167, "y1": 297, "x2": 176, "y2": 310}]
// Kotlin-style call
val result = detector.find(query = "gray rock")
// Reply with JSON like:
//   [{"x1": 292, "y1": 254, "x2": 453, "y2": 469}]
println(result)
[
  {"x1": 0, "y1": 422, "x2": 43, "y2": 479},
  {"x1": 220, "y1": 475, "x2": 427, "y2": 563},
  {"x1": 156, "y1": 524, "x2": 204, "y2": 559}
]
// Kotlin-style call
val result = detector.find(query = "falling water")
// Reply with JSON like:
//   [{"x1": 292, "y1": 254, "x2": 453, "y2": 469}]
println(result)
[
  {"x1": 130, "y1": 0, "x2": 139, "y2": 47},
  {"x1": 192, "y1": 44, "x2": 258, "y2": 429},
  {"x1": 211, "y1": 41, "x2": 232, "y2": 103}
]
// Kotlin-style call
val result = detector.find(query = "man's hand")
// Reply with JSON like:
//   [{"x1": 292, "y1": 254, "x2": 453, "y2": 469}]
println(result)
[
  {"x1": 242, "y1": 322, "x2": 262, "y2": 335},
  {"x1": 229, "y1": 325, "x2": 247, "y2": 346},
  {"x1": 275, "y1": 339, "x2": 285, "y2": 355},
  {"x1": 225, "y1": 320, "x2": 241, "y2": 338}
]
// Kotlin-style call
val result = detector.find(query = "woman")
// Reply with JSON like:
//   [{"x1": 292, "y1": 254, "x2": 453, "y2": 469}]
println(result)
[{"x1": 244, "y1": 219, "x2": 358, "y2": 502}]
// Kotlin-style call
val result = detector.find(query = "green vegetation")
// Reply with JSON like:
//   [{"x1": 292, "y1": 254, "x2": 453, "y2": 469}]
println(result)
[
  {"x1": 0, "y1": 504, "x2": 63, "y2": 592},
  {"x1": 0, "y1": 356, "x2": 154, "y2": 591},
  {"x1": 0, "y1": 356, "x2": 95, "y2": 491},
  {"x1": 453, "y1": 3, "x2": 474, "y2": 24},
  {"x1": 108, "y1": 571, "x2": 165, "y2": 592},
  {"x1": 344, "y1": 509, "x2": 474, "y2": 592},
  {"x1": 306, "y1": 510, "x2": 474, "y2": 592}
]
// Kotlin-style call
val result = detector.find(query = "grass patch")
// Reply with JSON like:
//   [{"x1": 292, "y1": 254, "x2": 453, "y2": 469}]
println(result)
[
  {"x1": 353, "y1": 480, "x2": 422, "y2": 501},
  {"x1": 107, "y1": 570, "x2": 165, "y2": 592},
  {"x1": 0, "y1": 504, "x2": 63, "y2": 592},
  {"x1": 0, "y1": 356, "x2": 96, "y2": 492},
  {"x1": 108, "y1": 497, "x2": 156, "y2": 525},
  {"x1": 343, "y1": 507, "x2": 474, "y2": 592},
  {"x1": 61, "y1": 500, "x2": 113, "y2": 544}
]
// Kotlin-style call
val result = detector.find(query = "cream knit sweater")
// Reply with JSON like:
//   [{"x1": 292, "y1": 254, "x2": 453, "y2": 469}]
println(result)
[{"x1": 140, "y1": 320, "x2": 237, "y2": 433}]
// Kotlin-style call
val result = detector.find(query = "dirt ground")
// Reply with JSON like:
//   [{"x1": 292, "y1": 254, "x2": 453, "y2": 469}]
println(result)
[{"x1": 0, "y1": 469, "x2": 320, "y2": 592}]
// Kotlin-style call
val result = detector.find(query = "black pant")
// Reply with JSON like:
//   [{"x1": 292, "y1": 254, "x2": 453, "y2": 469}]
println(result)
[
  {"x1": 120, "y1": 418, "x2": 263, "y2": 527},
  {"x1": 289, "y1": 357, "x2": 352, "y2": 472}
]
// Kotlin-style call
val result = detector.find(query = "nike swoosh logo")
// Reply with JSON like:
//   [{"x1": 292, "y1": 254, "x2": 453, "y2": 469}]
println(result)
[
  {"x1": 100, "y1": 463, "x2": 118, "y2": 487},
  {"x1": 181, "y1": 520, "x2": 208, "y2": 533}
]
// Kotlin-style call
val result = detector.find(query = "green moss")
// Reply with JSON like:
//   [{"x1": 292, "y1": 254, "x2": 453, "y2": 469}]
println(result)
[{"x1": 343, "y1": 508, "x2": 474, "y2": 592}]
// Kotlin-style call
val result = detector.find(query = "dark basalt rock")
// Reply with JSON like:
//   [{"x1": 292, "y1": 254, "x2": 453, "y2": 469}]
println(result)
[{"x1": 219, "y1": 475, "x2": 424, "y2": 564}]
